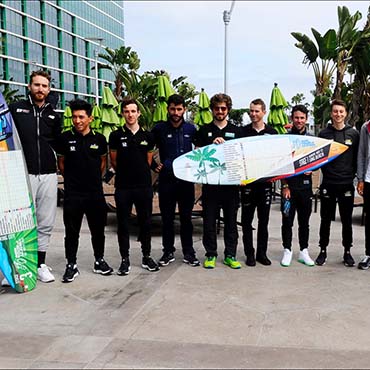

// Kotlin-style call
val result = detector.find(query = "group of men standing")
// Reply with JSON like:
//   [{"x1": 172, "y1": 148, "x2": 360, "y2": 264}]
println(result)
[{"x1": 3, "y1": 69, "x2": 370, "y2": 286}]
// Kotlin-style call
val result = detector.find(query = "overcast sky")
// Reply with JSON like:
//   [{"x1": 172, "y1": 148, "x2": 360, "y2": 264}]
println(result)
[{"x1": 123, "y1": 1, "x2": 369, "y2": 109}]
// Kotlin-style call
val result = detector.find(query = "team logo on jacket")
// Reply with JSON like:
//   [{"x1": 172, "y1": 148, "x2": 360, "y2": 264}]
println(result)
[
  {"x1": 16, "y1": 109, "x2": 30, "y2": 113},
  {"x1": 140, "y1": 140, "x2": 148, "y2": 146},
  {"x1": 70, "y1": 146, "x2": 76, "y2": 152},
  {"x1": 90, "y1": 144, "x2": 99, "y2": 149},
  {"x1": 225, "y1": 132, "x2": 235, "y2": 138},
  {"x1": 167, "y1": 134, "x2": 172, "y2": 138},
  {"x1": 48, "y1": 115, "x2": 55, "y2": 119},
  {"x1": 208, "y1": 132, "x2": 212, "y2": 137},
  {"x1": 345, "y1": 139, "x2": 352, "y2": 145}
]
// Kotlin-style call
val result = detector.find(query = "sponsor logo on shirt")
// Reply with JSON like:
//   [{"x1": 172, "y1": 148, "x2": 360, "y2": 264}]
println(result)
[
  {"x1": 16, "y1": 109, "x2": 30, "y2": 113},
  {"x1": 225, "y1": 132, "x2": 235, "y2": 138},
  {"x1": 345, "y1": 139, "x2": 352, "y2": 145},
  {"x1": 140, "y1": 140, "x2": 148, "y2": 146},
  {"x1": 90, "y1": 144, "x2": 99, "y2": 149},
  {"x1": 70, "y1": 146, "x2": 76, "y2": 152},
  {"x1": 167, "y1": 134, "x2": 172, "y2": 138},
  {"x1": 48, "y1": 115, "x2": 55, "y2": 119},
  {"x1": 208, "y1": 132, "x2": 212, "y2": 137}
]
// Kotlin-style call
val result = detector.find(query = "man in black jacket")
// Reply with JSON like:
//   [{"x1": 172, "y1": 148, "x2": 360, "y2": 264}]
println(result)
[
  {"x1": 315, "y1": 99, "x2": 359, "y2": 267},
  {"x1": 9, "y1": 70, "x2": 61, "y2": 283}
]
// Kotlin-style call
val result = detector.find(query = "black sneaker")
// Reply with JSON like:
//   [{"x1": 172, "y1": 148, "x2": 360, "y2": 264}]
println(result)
[
  {"x1": 245, "y1": 254, "x2": 256, "y2": 267},
  {"x1": 142, "y1": 256, "x2": 160, "y2": 272},
  {"x1": 256, "y1": 254, "x2": 271, "y2": 266},
  {"x1": 343, "y1": 251, "x2": 355, "y2": 267},
  {"x1": 315, "y1": 249, "x2": 327, "y2": 266},
  {"x1": 183, "y1": 255, "x2": 200, "y2": 267},
  {"x1": 93, "y1": 258, "x2": 113, "y2": 275},
  {"x1": 358, "y1": 255, "x2": 370, "y2": 270},
  {"x1": 117, "y1": 258, "x2": 131, "y2": 276},
  {"x1": 62, "y1": 264, "x2": 79, "y2": 283},
  {"x1": 159, "y1": 252, "x2": 175, "y2": 266}
]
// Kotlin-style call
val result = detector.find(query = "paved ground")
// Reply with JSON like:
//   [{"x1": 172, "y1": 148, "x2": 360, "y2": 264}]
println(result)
[{"x1": 1, "y1": 197, "x2": 369, "y2": 369}]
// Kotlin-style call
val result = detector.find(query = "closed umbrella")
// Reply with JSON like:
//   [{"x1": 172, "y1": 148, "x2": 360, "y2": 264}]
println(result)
[
  {"x1": 153, "y1": 75, "x2": 175, "y2": 123},
  {"x1": 100, "y1": 86, "x2": 121, "y2": 141},
  {"x1": 62, "y1": 105, "x2": 73, "y2": 132},
  {"x1": 90, "y1": 104, "x2": 102, "y2": 132},
  {"x1": 194, "y1": 88, "x2": 213, "y2": 126},
  {"x1": 267, "y1": 83, "x2": 289, "y2": 134}
]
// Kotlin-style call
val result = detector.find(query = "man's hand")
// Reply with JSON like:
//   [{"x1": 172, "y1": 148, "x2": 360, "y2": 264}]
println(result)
[
  {"x1": 358, "y1": 180, "x2": 364, "y2": 196},
  {"x1": 213, "y1": 137, "x2": 225, "y2": 145},
  {"x1": 155, "y1": 162, "x2": 163, "y2": 173},
  {"x1": 282, "y1": 187, "x2": 291, "y2": 199}
]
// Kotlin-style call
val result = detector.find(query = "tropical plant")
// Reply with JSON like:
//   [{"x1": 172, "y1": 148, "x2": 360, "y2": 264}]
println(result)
[
  {"x1": 98, "y1": 46, "x2": 140, "y2": 100},
  {"x1": 0, "y1": 78, "x2": 24, "y2": 104},
  {"x1": 229, "y1": 108, "x2": 249, "y2": 126}
]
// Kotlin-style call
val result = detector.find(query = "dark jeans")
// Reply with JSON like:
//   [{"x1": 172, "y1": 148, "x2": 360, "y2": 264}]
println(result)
[
  {"x1": 281, "y1": 188, "x2": 312, "y2": 250},
  {"x1": 241, "y1": 183, "x2": 272, "y2": 257},
  {"x1": 363, "y1": 182, "x2": 370, "y2": 255},
  {"x1": 202, "y1": 184, "x2": 239, "y2": 258},
  {"x1": 63, "y1": 193, "x2": 107, "y2": 264},
  {"x1": 115, "y1": 187, "x2": 153, "y2": 258},
  {"x1": 319, "y1": 183, "x2": 354, "y2": 250},
  {"x1": 158, "y1": 179, "x2": 195, "y2": 257}
]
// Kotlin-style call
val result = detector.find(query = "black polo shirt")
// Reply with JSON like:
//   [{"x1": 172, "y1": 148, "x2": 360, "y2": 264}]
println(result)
[
  {"x1": 193, "y1": 121, "x2": 242, "y2": 147},
  {"x1": 109, "y1": 126, "x2": 154, "y2": 189},
  {"x1": 242, "y1": 123, "x2": 278, "y2": 137},
  {"x1": 58, "y1": 128, "x2": 107, "y2": 195}
]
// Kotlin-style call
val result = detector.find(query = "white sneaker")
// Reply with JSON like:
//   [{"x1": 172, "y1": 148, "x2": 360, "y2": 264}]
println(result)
[
  {"x1": 281, "y1": 249, "x2": 293, "y2": 267},
  {"x1": 298, "y1": 249, "x2": 315, "y2": 266},
  {"x1": 37, "y1": 264, "x2": 55, "y2": 283},
  {"x1": 1, "y1": 277, "x2": 10, "y2": 287}
]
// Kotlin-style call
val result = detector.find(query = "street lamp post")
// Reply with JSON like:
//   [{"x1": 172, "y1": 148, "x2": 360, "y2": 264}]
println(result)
[
  {"x1": 223, "y1": 0, "x2": 236, "y2": 95},
  {"x1": 85, "y1": 37, "x2": 104, "y2": 105}
]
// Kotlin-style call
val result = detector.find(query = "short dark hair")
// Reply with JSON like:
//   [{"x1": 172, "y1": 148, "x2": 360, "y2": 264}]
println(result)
[
  {"x1": 121, "y1": 97, "x2": 140, "y2": 111},
  {"x1": 210, "y1": 93, "x2": 232, "y2": 111},
  {"x1": 29, "y1": 69, "x2": 51, "y2": 85},
  {"x1": 331, "y1": 99, "x2": 347, "y2": 111},
  {"x1": 69, "y1": 99, "x2": 93, "y2": 116},
  {"x1": 167, "y1": 94, "x2": 185, "y2": 107},
  {"x1": 250, "y1": 98, "x2": 266, "y2": 111},
  {"x1": 291, "y1": 104, "x2": 308, "y2": 117}
]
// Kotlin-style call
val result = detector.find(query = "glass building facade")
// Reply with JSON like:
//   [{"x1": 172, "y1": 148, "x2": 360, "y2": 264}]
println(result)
[{"x1": 0, "y1": 0, "x2": 124, "y2": 108}]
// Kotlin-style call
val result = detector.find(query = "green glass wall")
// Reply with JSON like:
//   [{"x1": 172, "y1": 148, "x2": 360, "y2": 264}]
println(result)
[{"x1": 0, "y1": 0, "x2": 124, "y2": 108}]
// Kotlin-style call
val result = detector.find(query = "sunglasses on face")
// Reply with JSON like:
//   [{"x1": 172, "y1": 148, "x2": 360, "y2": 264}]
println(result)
[{"x1": 213, "y1": 106, "x2": 227, "y2": 112}]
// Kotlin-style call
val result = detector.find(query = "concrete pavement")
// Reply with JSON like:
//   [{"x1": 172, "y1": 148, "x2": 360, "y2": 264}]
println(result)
[{"x1": 1, "y1": 198, "x2": 370, "y2": 369}]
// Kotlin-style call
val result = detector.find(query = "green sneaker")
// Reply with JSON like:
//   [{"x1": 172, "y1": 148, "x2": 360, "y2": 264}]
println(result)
[
  {"x1": 203, "y1": 256, "x2": 216, "y2": 269},
  {"x1": 223, "y1": 256, "x2": 241, "y2": 269}
]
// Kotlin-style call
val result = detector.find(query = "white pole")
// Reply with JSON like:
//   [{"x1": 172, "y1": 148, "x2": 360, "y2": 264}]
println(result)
[
  {"x1": 223, "y1": 1, "x2": 236, "y2": 95},
  {"x1": 94, "y1": 48, "x2": 99, "y2": 105}
]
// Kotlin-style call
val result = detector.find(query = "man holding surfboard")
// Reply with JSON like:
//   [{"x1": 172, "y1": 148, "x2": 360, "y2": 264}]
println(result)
[
  {"x1": 152, "y1": 94, "x2": 200, "y2": 267},
  {"x1": 9, "y1": 70, "x2": 61, "y2": 283},
  {"x1": 58, "y1": 99, "x2": 113, "y2": 282},
  {"x1": 315, "y1": 99, "x2": 359, "y2": 267},
  {"x1": 280, "y1": 105, "x2": 315, "y2": 267},
  {"x1": 240, "y1": 98, "x2": 277, "y2": 267},
  {"x1": 193, "y1": 93, "x2": 242, "y2": 269}
]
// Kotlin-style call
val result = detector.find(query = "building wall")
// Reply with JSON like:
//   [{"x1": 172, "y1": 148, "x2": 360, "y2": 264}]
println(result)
[{"x1": 0, "y1": 0, "x2": 124, "y2": 108}]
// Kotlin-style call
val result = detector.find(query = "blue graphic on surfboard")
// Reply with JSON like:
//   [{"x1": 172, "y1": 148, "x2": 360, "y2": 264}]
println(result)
[
  {"x1": 0, "y1": 92, "x2": 38, "y2": 293},
  {"x1": 173, "y1": 135, "x2": 348, "y2": 185}
]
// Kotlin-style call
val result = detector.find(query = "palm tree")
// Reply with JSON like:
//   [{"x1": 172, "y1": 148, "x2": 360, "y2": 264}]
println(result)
[
  {"x1": 291, "y1": 29, "x2": 337, "y2": 96},
  {"x1": 98, "y1": 46, "x2": 140, "y2": 100}
]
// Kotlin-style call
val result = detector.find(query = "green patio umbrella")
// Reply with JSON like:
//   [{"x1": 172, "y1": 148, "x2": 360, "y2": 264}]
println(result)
[
  {"x1": 90, "y1": 104, "x2": 102, "y2": 132},
  {"x1": 153, "y1": 75, "x2": 175, "y2": 123},
  {"x1": 267, "y1": 83, "x2": 289, "y2": 134},
  {"x1": 100, "y1": 86, "x2": 121, "y2": 141},
  {"x1": 116, "y1": 102, "x2": 126, "y2": 127},
  {"x1": 194, "y1": 88, "x2": 213, "y2": 126},
  {"x1": 62, "y1": 105, "x2": 73, "y2": 132}
]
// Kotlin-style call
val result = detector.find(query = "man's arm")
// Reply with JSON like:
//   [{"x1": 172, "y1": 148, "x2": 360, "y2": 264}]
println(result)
[
  {"x1": 57, "y1": 156, "x2": 65, "y2": 176},
  {"x1": 100, "y1": 154, "x2": 107, "y2": 175},
  {"x1": 110, "y1": 150, "x2": 117, "y2": 171}
]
